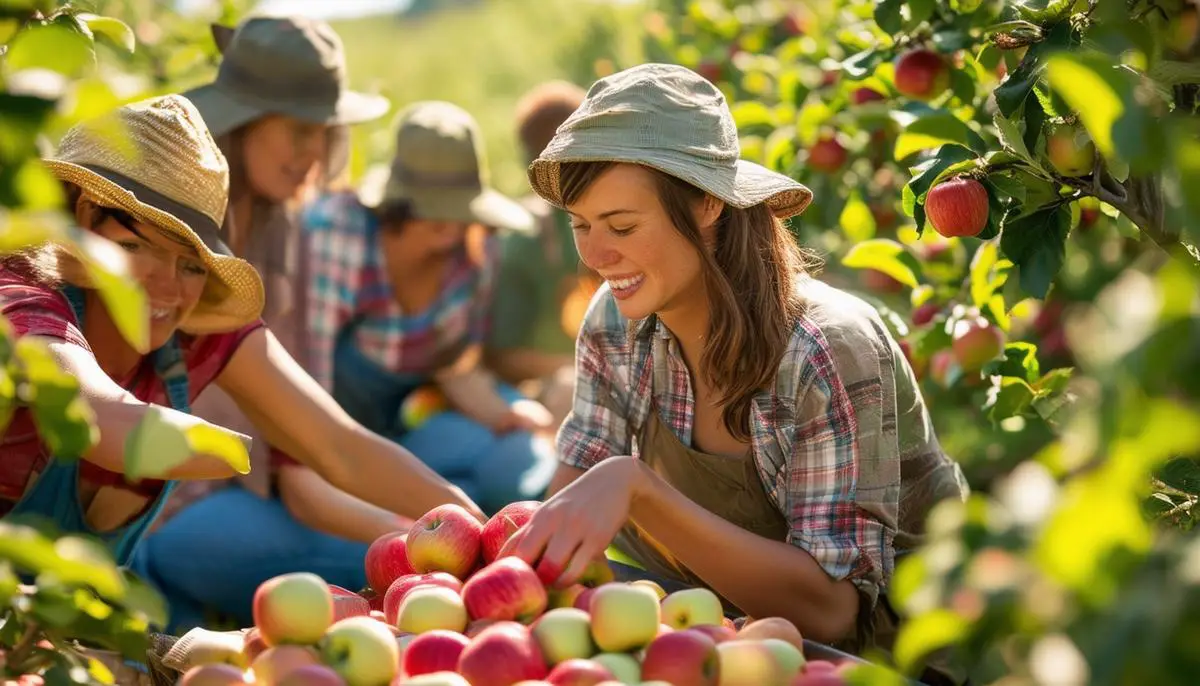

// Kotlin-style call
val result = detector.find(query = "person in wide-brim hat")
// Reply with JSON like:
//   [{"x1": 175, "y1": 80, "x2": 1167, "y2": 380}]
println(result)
[{"x1": 503, "y1": 63, "x2": 968, "y2": 686}]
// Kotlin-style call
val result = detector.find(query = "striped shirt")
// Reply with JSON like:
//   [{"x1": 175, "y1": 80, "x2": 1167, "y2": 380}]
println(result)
[
  {"x1": 558, "y1": 275, "x2": 968, "y2": 604},
  {"x1": 301, "y1": 190, "x2": 495, "y2": 391}
]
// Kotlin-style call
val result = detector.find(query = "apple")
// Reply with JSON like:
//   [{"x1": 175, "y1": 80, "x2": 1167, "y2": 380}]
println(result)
[
  {"x1": 572, "y1": 587, "x2": 597, "y2": 612},
  {"x1": 462, "y1": 556, "x2": 548, "y2": 623},
  {"x1": 365, "y1": 532, "x2": 416, "y2": 594},
  {"x1": 276, "y1": 664, "x2": 346, "y2": 686},
  {"x1": 394, "y1": 673, "x2": 470, "y2": 686},
  {"x1": 929, "y1": 349, "x2": 959, "y2": 388},
  {"x1": 1045, "y1": 123, "x2": 1096, "y2": 177},
  {"x1": 807, "y1": 136, "x2": 846, "y2": 174},
  {"x1": 465, "y1": 618, "x2": 503, "y2": 638},
  {"x1": 588, "y1": 653, "x2": 641, "y2": 684},
  {"x1": 456, "y1": 622, "x2": 549, "y2": 686},
  {"x1": 318, "y1": 616, "x2": 400, "y2": 686},
  {"x1": 177, "y1": 664, "x2": 248, "y2": 686},
  {"x1": 250, "y1": 645, "x2": 320, "y2": 686},
  {"x1": 779, "y1": 11, "x2": 805, "y2": 37},
  {"x1": 851, "y1": 87, "x2": 885, "y2": 105},
  {"x1": 761, "y1": 638, "x2": 806, "y2": 680},
  {"x1": 329, "y1": 584, "x2": 371, "y2": 621},
  {"x1": 792, "y1": 660, "x2": 848, "y2": 686},
  {"x1": 480, "y1": 501, "x2": 540, "y2": 563},
  {"x1": 893, "y1": 48, "x2": 950, "y2": 101},
  {"x1": 862, "y1": 269, "x2": 905, "y2": 294},
  {"x1": 359, "y1": 588, "x2": 384, "y2": 614},
  {"x1": 952, "y1": 315, "x2": 1005, "y2": 372},
  {"x1": 661, "y1": 588, "x2": 725, "y2": 630},
  {"x1": 912, "y1": 301, "x2": 941, "y2": 327},
  {"x1": 242, "y1": 627, "x2": 268, "y2": 664},
  {"x1": 629, "y1": 579, "x2": 667, "y2": 601},
  {"x1": 405, "y1": 504, "x2": 483, "y2": 579},
  {"x1": 696, "y1": 61, "x2": 723, "y2": 84},
  {"x1": 715, "y1": 640, "x2": 784, "y2": 686},
  {"x1": 547, "y1": 584, "x2": 588, "y2": 609},
  {"x1": 544, "y1": 658, "x2": 614, "y2": 686},
  {"x1": 579, "y1": 556, "x2": 616, "y2": 588},
  {"x1": 736, "y1": 617, "x2": 805, "y2": 653},
  {"x1": 530, "y1": 608, "x2": 596, "y2": 664},
  {"x1": 588, "y1": 583, "x2": 661, "y2": 652},
  {"x1": 384, "y1": 573, "x2": 464, "y2": 625},
  {"x1": 640, "y1": 629, "x2": 720, "y2": 686},
  {"x1": 925, "y1": 177, "x2": 989, "y2": 238},
  {"x1": 401, "y1": 630, "x2": 470, "y2": 678},
  {"x1": 253, "y1": 573, "x2": 335, "y2": 647},
  {"x1": 690, "y1": 624, "x2": 737, "y2": 644},
  {"x1": 396, "y1": 586, "x2": 469, "y2": 634}
]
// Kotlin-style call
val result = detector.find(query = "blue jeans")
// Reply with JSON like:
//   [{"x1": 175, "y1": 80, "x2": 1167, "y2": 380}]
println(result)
[{"x1": 126, "y1": 487, "x2": 369, "y2": 634}]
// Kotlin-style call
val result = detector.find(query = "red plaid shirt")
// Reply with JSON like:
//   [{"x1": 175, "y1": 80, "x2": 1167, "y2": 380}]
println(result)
[{"x1": 558, "y1": 276, "x2": 967, "y2": 605}]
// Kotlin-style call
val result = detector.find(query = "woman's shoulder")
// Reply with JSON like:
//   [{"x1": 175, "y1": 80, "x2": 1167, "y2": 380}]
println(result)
[
  {"x1": 779, "y1": 276, "x2": 895, "y2": 387},
  {"x1": 300, "y1": 189, "x2": 374, "y2": 236},
  {"x1": 0, "y1": 265, "x2": 85, "y2": 344},
  {"x1": 578, "y1": 283, "x2": 636, "y2": 345}
]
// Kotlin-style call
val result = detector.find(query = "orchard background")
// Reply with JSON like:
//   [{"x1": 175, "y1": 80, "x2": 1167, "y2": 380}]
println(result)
[{"x1": 1, "y1": 0, "x2": 1199, "y2": 684}]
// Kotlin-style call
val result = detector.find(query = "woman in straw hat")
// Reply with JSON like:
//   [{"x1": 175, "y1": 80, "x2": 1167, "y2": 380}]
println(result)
[
  {"x1": 499, "y1": 63, "x2": 968, "y2": 668},
  {"x1": 0, "y1": 96, "x2": 481, "y2": 588}
]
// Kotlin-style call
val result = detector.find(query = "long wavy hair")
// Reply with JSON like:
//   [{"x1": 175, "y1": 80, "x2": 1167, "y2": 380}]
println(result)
[{"x1": 559, "y1": 161, "x2": 821, "y2": 441}]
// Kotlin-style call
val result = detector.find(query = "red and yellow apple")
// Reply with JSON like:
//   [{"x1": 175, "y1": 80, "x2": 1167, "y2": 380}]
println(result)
[
  {"x1": 365, "y1": 532, "x2": 416, "y2": 595},
  {"x1": 462, "y1": 557, "x2": 548, "y2": 623},
  {"x1": 383, "y1": 573, "x2": 464, "y2": 626},
  {"x1": 894, "y1": 48, "x2": 950, "y2": 101},
  {"x1": 275, "y1": 664, "x2": 345, "y2": 686},
  {"x1": 456, "y1": 622, "x2": 549, "y2": 686},
  {"x1": 640, "y1": 629, "x2": 720, "y2": 686},
  {"x1": 1045, "y1": 123, "x2": 1096, "y2": 178},
  {"x1": 318, "y1": 616, "x2": 400, "y2": 686},
  {"x1": 925, "y1": 177, "x2": 989, "y2": 238},
  {"x1": 250, "y1": 645, "x2": 320, "y2": 686},
  {"x1": 530, "y1": 608, "x2": 596, "y2": 665},
  {"x1": 405, "y1": 505, "x2": 483, "y2": 579},
  {"x1": 660, "y1": 588, "x2": 724, "y2": 630},
  {"x1": 545, "y1": 658, "x2": 615, "y2": 686},
  {"x1": 177, "y1": 664, "x2": 248, "y2": 686},
  {"x1": 736, "y1": 617, "x2": 805, "y2": 653},
  {"x1": 715, "y1": 640, "x2": 784, "y2": 686},
  {"x1": 807, "y1": 135, "x2": 847, "y2": 174},
  {"x1": 400, "y1": 630, "x2": 470, "y2": 678},
  {"x1": 589, "y1": 583, "x2": 661, "y2": 652},
  {"x1": 252, "y1": 573, "x2": 335, "y2": 647},
  {"x1": 952, "y1": 314, "x2": 1006, "y2": 372},
  {"x1": 396, "y1": 586, "x2": 469, "y2": 635},
  {"x1": 480, "y1": 501, "x2": 540, "y2": 563}
]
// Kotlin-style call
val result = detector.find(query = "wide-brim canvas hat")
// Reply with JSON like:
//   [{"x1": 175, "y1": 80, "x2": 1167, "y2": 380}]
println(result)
[
  {"x1": 43, "y1": 95, "x2": 265, "y2": 335},
  {"x1": 184, "y1": 16, "x2": 390, "y2": 138},
  {"x1": 528, "y1": 63, "x2": 813, "y2": 220},
  {"x1": 362, "y1": 101, "x2": 534, "y2": 234}
]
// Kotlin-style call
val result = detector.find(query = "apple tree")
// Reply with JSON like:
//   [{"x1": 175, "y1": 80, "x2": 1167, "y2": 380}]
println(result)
[{"x1": 639, "y1": 0, "x2": 1200, "y2": 683}]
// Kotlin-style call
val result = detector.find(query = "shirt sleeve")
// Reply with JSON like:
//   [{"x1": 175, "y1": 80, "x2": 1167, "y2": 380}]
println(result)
[
  {"x1": 784, "y1": 334, "x2": 890, "y2": 609},
  {"x1": 301, "y1": 192, "x2": 369, "y2": 392},
  {"x1": 554, "y1": 288, "x2": 632, "y2": 470},
  {"x1": 0, "y1": 278, "x2": 91, "y2": 351},
  {"x1": 468, "y1": 235, "x2": 500, "y2": 347}
]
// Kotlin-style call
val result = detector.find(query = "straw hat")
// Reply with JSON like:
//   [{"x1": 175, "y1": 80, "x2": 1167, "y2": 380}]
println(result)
[
  {"x1": 528, "y1": 63, "x2": 813, "y2": 220},
  {"x1": 43, "y1": 94, "x2": 265, "y2": 334}
]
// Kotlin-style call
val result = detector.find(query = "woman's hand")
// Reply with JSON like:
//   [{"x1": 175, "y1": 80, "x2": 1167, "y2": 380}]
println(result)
[
  {"x1": 499, "y1": 455, "x2": 643, "y2": 586},
  {"x1": 491, "y1": 398, "x2": 555, "y2": 434}
]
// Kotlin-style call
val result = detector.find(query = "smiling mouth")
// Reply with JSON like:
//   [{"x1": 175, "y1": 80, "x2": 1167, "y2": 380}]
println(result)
[{"x1": 607, "y1": 274, "x2": 645, "y2": 290}]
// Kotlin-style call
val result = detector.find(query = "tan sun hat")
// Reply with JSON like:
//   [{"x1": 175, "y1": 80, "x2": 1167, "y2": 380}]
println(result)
[
  {"x1": 528, "y1": 63, "x2": 813, "y2": 219},
  {"x1": 43, "y1": 94, "x2": 265, "y2": 334}
]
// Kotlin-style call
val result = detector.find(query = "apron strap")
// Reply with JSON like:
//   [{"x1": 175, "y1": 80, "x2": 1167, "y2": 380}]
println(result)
[{"x1": 61, "y1": 285, "x2": 192, "y2": 414}]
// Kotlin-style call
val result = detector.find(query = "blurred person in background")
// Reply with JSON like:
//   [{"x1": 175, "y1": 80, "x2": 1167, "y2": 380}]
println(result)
[
  {"x1": 0, "y1": 97, "x2": 481, "y2": 629},
  {"x1": 299, "y1": 100, "x2": 559, "y2": 517},
  {"x1": 485, "y1": 81, "x2": 600, "y2": 423},
  {"x1": 127, "y1": 17, "x2": 452, "y2": 631}
]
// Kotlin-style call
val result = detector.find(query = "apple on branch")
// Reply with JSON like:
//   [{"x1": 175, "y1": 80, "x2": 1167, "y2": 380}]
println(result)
[
  {"x1": 894, "y1": 48, "x2": 950, "y2": 101},
  {"x1": 925, "y1": 177, "x2": 989, "y2": 239}
]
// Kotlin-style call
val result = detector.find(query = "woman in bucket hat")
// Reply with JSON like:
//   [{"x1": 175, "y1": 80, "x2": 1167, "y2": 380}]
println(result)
[
  {"x1": 500, "y1": 63, "x2": 969, "y2": 670},
  {"x1": 0, "y1": 95, "x2": 481, "y2": 581}
]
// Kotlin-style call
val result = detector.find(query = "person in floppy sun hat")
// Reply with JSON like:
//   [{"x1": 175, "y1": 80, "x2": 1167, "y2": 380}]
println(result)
[
  {"x1": 502, "y1": 63, "x2": 968, "y2": 677},
  {"x1": 0, "y1": 95, "x2": 483, "y2": 578}
]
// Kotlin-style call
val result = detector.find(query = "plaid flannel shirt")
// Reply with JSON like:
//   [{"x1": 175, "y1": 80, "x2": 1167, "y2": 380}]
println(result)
[
  {"x1": 558, "y1": 276, "x2": 967, "y2": 605},
  {"x1": 300, "y1": 191, "x2": 495, "y2": 391}
]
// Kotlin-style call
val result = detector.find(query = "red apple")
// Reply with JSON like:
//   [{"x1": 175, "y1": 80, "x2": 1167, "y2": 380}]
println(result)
[
  {"x1": 851, "y1": 87, "x2": 885, "y2": 105},
  {"x1": 572, "y1": 587, "x2": 597, "y2": 612},
  {"x1": 465, "y1": 618, "x2": 503, "y2": 638},
  {"x1": 401, "y1": 630, "x2": 470, "y2": 678},
  {"x1": 952, "y1": 315, "x2": 1006, "y2": 372},
  {"x1": 696, "y1": 61, "x2": 723, "y2": 83},
  {"x1": 250, "y1": 645, "x2": 320, "y2": 686},
  {"x1": 792, "y1": 660, "x2": 847, "y2": 685},
  {"x1": 395, "y1": 674, "x2": 470, "y2": 686},
  {"x1": 365, "y1": 532, "x2": 416, "y2": 594},
  {"x1": 925, "y1": 177, "x2": 989, "y2": 238},
  {"x1": 862, "y1": 269, "x2": 905, "y2": 294},
  {"x1": 545, "y1": 658, "x2": 614, "y2": 686},
  {"x1": 253, "y1": 573, "x2": 335, "y2": 647},
  {"x1": 177, "y1": 664, "x2": 248, "y2": 686},
  {"x1": 807, "y1": 136, "x2": 847, "y2": 174},
  {"x1": 329, "y1": 584, "x2": 371, "y2": 621},
  {"x1": 462, "y1": 557, "x2": 549, "y2": 623},
  {"x1": 640, "y1": 630, "x2": 720, "y2": 686},
  {"x1": 275, "y1": 664, "x2": 345, "y2": 686},
  {"x1": 1045, "y1": 123, "x2": 1095, "y2": 177},
  {"x1": 456, "y1": 622, "x2": 549, "y2": 686},
  {"x1": 779, "y1": 12, "x2": 805, "y2": 37},
  {"x1": 689, "y1": 624, "x2": 736, "y2": 644},
  {"x1": 359, "y1": 588, "x2": 384, "y2": 614},
  {"x1": 912, "y1": 301, "x2": 941, "y2": 327},
  {"x1": 481, "y1": 501, "x2": 540, "y2": 563},
  {"x1": 929, "y1": 349, "x2": 959, "y2": 388},
  {"x1": 894, "y1": 48, "x2": 950, "y2": 101},
  {"x1": 406, "y1": 505, "x2": 483, "y2": 579},
  {"x1": 383, "y1": 573, "x2": 464, "y2": 626}
]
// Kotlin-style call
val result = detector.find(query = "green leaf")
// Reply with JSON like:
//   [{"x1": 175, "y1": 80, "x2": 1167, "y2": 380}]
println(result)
[
  {"x1": 987, "y1": 342, "x2": 1041, "y2": 382},
  {"x1": 122, "y1": 406, "x2": 193, "y2": 480},
  {"x1": 873, "y1": 0, "x2": 902, "y2": 34},
  {"x1": 842, "y1": 239, "x2": 922, "y2": 289},
  {"x1": 948, "y1": 68, "x2": 976, "y2": 103},
  {"x1": 993, "y1": 48, "x2": 1042, "y2": 118},
  {"x1": 969, "y1": 240, "x2": 1013, "y2": 309},
  {"x1": 0, "y1": 93, "x2": 57, "y2": 161},
  {"x1": 777, "y1": 69, "x2": 810, "y2": 109},
  {"x1": 932, "y1": 30, "x2": 973, "y2": 53},
  {"x1": 841, "y1": 47, "x2": 889, "y2": 80},
  {"x1": 1015, "y1": 0, "x2": 1075, "y2": 23},
  {"x1": 999, "y1": 205, "x2": 1071, "y2": 299},
  {"x1": 839, "y1": 189, "x2": 876, "y2": 243},
  {"x1": 185, "y1": 424, "x2": 252, "y2": 476},
  {"x1": 906, "y1": 0, "x2": 936, "y2": 27},
  {"x1": 992, "y1": 112, "x2": 1033, "y2": 162},
  {"x1": 894, "y1": 112, "x2": 985, "y2": 160},
  {"x1": 0, "y1": 158, "x2": 65, "y2": 210},
  {"x1": 0, "y1": 522, "x2": 124, "y2": 597},
  {"x1": 1157, "y1": 458, "x2": 1200, "y2": 497},
  {"x1": 16, "y1": 338, "x2": 98, "y2": 458},
  {"x1": 3, "y1": 22, "x2": 96, "y2": 77},
  {"x1": 763, "y1": 126, "x2": 797, "y2": 174},
  {"x1": 116, "y1": 569, "x2": 169, "y2": 628},
  {"x1": 985, "y1": 376, "x2": 1037, "y2": 422},
  {"x1": 730, "y1": 100, "x2": 777, "y2": 133},
  {"x1": 75, "y1": 13, "x2": 135, "y2": 52},
  {"x1": 893, "y1": 609, "x2": 969, "y2": 675}
]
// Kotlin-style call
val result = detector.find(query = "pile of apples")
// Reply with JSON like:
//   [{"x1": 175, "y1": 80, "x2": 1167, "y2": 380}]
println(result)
[{"x1": 175, "y1": 502, "x2": 860, "y2": 686}]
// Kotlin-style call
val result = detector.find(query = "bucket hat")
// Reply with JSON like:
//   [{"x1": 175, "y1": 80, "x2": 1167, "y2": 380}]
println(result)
[
  {"x1": 528, "y1": 63, "x2": 813, "y2": 219},
  {"x1": 184, "y1": 16, "x2": 390, "y2": 138},
  {"x1": 43, "y1": 95, "x2": 265, "y2": 334},
  {"x1": 361, "y1": 101, "x2": 534, "y2": 233}
]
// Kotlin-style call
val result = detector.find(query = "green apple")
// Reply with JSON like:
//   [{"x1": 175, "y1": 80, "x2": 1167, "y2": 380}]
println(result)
[
  {"x1": 630, "y1": 579, "x2": 667, "y2": 601},
  {"x1": 590, "y1": 652, "x2": 642, "y2": 684},
  {"x1": 716, "y1": 639, "x2": 784, "y2": 686},
  {"x1": 318, "y1": 616, "x2": 400, "y2": 686},
  {"x1": 588, "y1": 583, "x2": 661, "y2": 652},
  {"x1": 396, "y1": 586, "x2": 468, "y2": 634},
  {"x1": 660, "y1": 588, "x2": 724, "y2": 630},
  {"x1": 761, "y1": 638, "x2": 806, "y2": 680},
  {"x1": 529, "y1": 607, "x2": 596, "y2": 664}
]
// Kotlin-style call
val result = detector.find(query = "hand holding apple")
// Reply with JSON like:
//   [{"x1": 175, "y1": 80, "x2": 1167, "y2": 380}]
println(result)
[{"x1": 480, "y1": 501, "x2": 540, "y2": 563}]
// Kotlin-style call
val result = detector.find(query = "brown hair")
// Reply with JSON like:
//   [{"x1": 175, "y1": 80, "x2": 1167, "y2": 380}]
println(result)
[
  {"x1": 515, "y1": 81, "x2": 587, "y2": 162},
  {"x1": 559, "y1": 161, "x2": 819, "y2": 441}
]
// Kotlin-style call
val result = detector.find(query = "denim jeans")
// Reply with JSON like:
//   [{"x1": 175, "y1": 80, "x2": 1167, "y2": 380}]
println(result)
[{"x1": 126, "y1": 487, "x2": 370, "y2": 634}]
